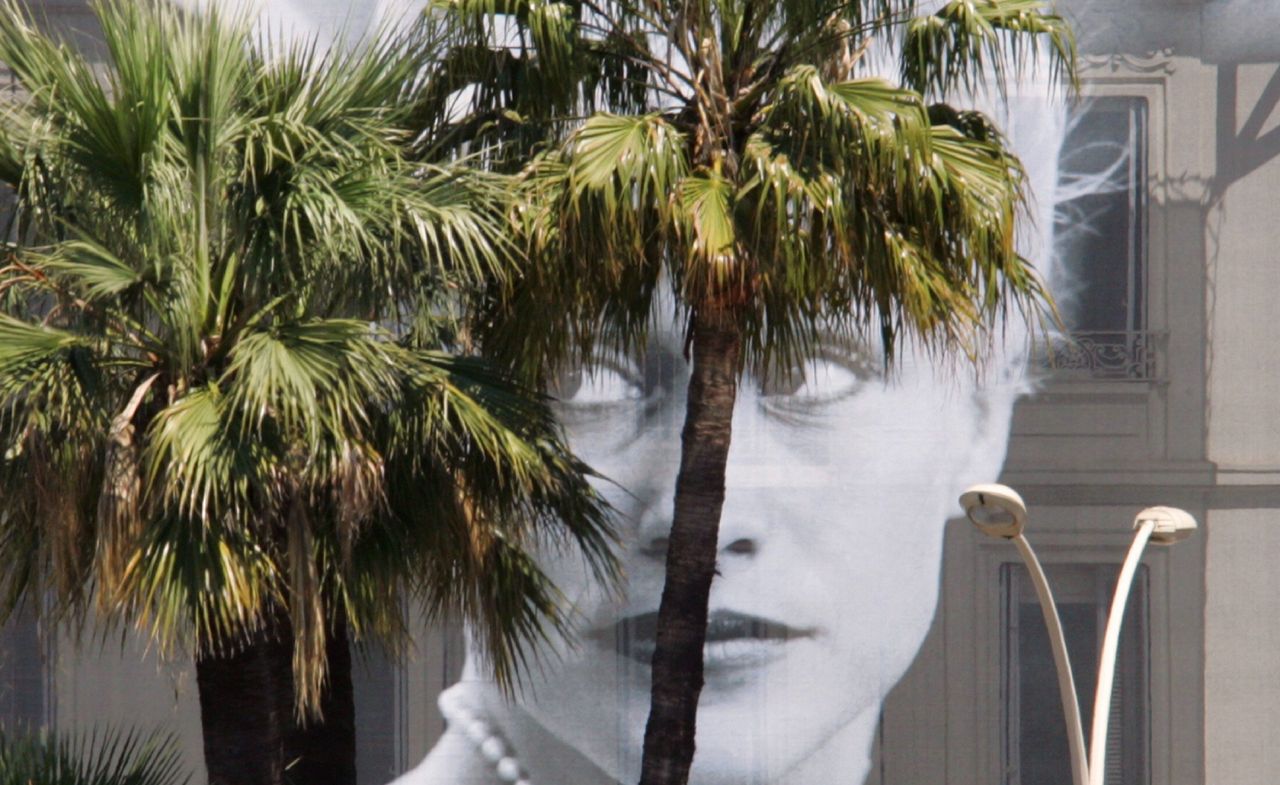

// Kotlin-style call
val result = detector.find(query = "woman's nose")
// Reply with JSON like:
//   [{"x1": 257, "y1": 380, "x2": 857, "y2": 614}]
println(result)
[
  {"x1": 626, "y1": 386, "x2": 772, "y2": 564},
  {"x1": 631, "y1": 495, "x2": 761, "y2": 560},
  {"x1": 721, "y1": 536, "x2": 757, "y2": 556},
  {"x1": 715, "y1": 398, "x2": 773, "y2": 562},
  {"x1": 636, "y1": 529, "x2": 759, "y2": 559},
  {"x1": 635, "y1": 530, "x2": 759, "y2": 563},
  {"x1": 630, "y1": 486, "x2": 673, "y2": 561},
  {"x1": 638, "y1": 534, "x2": 669, "y2": 559}
]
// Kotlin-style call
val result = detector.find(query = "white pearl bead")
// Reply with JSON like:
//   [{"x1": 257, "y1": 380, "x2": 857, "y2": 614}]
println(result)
[
  {"x1": 480, "y1": 736, "x2": 506, "y2": 762},
  {"x1": 465, "y1": 720, "x2": 490, "y2": 742},
  {"x1": 441, "y1": 697, "x2": 534, "y2": 785},
  {"x1": 496, "y1": 757, "x2": 521, "y2": 782}
]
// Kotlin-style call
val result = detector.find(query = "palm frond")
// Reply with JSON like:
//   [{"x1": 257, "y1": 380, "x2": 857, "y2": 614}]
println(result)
[
  {"x1": 377, "y1": 351, "x2": 618, "y2": 688},
  {"x1": 119, "y1": 500, "x2": 287, "y2": 663},
  {"x1": 902, "y1": 0, "x2": 1076, "y2": 98},
  {"x1": 0, "y1": 727, "x2": 189, "y2": 785},
  {"x1": 565, "y1": 113, "x2": 687, "y2": 201},
  {"x1": 0, "y1": 316, "x2": 107, "y2": 438},
  {"x1": 474, "y1": 112, "x2": 689, "y2": 373},
  {"x1": 551, "y1": 112, "x2": 687, "y2": 280},
  {"x1": 717, "y1": 62, "x2": 1045, "y2": 370},
  {"x1": 223, "y1": 320, "x2": 397, "y2": 443},
  {"x1": 681, "y1": 170, "x2": 735, "y2": 261},
  {"x1": 142, "y1": 383, "x2": 266, "y2": 527},
  {"x1": 0, "y1": 104, "x2": 29, "y2": 188},
  {"x1": 0, "y1": 0, "x2": 621, "y2": 721},
  {"x1": 39, "y1": 238, "x2": 146, "y2": 301}
]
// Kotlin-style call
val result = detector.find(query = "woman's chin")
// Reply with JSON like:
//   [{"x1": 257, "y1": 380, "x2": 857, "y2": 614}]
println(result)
[
  {"x1": 693, "y1": 700, "x2": 879, "y2": 785},
  {"x1": 516, "y1": 634, "x2": 881, "y2": 784},
  {"x1": 510, "y1": 679, "x2": 878, "y2": 785}
]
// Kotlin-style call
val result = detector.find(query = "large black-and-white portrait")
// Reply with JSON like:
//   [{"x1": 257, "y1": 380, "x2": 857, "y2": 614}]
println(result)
[
  {"x1": 396, "y1": 298, "x2": 1040, "y2": 785},
  {"x1": 390, "y1": 103, "x2": 1069, "y2": 785}
]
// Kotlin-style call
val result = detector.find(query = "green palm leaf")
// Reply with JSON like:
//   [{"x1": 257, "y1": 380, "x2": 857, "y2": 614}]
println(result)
[
  {"x1": 903, "y1": 0, "x2": 1076, "y2": 97},
  {"x1": 40, "y1": 238, "x2": 146, "y2": 301},
  {"x1": 681, "y1": 170, "x2": 736, "y2": 261},
  {"x1": 0, "y1": 727, "x2": 189, "y2": 785},
  {"x1": 0, "y1": 0, "x2": 619, "y2": 751}
]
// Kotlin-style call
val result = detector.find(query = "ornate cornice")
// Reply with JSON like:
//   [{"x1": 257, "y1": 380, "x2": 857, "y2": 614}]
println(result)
[{"x1": 1081, "y1": 49, "x2": 1178, "y2": 77}]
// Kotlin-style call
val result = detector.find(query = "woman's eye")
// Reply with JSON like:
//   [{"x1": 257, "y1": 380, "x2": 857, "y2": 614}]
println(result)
[
  {"x1": 802, "y1": 362, "x2": 869, "y2": 402},
  {"x1": 574, "y1": 367, "x2": 645, "y2": 404},
  {"x1": 760, "y1": 354, "x2": 877, "y2": 412},
  {"x1": 549, "y1": 364, "x2": 645, "y2": 406}
]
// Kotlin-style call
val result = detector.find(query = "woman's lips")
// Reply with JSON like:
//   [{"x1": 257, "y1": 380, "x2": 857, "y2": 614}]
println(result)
[{"x1": 593, "y1": 610, "x2": 816, "y2": 669}]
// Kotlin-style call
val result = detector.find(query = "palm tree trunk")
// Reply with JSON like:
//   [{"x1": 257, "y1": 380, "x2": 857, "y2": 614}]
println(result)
[
  {"x1": 286, "y1": 613, "x2": 358, "y2": 785},
  {"x1": 638, "y1": 308, "x2": 742, "y2": 785},
  {"x1": 197, "y1": 609, "x2": 358, "y2": 785},
  {"x1": 197, "y1": 610, "x2": 295, "y2": 785}
]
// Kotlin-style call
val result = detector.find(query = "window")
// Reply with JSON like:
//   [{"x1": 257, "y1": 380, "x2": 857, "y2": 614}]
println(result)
[
  {"x1": 1002, "y1": 563, "x2": 1149, "y2": 785},
  {"x1": 354, "y1": 648, "x2": 404, "y2": 785},
  {"x1": 353, "y1": 614, "x2": 464, "y2": 784},
  {"x1": 0, "y1": 606, "x2": 47, "y2": 730},
  {"x1": 1047, "y1": 97, "x2": 1152, "y2": 379}
]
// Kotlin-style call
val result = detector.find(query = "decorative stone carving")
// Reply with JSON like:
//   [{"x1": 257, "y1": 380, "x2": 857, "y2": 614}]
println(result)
[{"x1": 1081, "y1": 49, "x2": 1178, "y2": 77}]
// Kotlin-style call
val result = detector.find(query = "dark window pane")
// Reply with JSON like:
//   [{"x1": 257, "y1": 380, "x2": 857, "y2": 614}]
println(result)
[
  {"x1": 1003, "y1": 564, "x2": 1149, "y2": 785},
  {"x1": 0, "y1": 606, "x2": 45, "y2": 730},
  {"x1": 1056, "y1": 97, "x2": 1148, "y2": 334},
  {"x1": 354, "y1": 647, "x2": 401, "y2": 785},
  {"x1": 1048, "y1": 97, "x2": 1152, "y2": 379}
]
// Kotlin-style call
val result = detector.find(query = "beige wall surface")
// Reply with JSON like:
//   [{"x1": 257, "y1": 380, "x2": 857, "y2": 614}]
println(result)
[
  {"x1": 54, "y1": 629, "x2": 207, "y2": 785},
  {"x1": 1205, "y1": 509, "x2": 1280, "y2": 785},
  {"x1": 1206, "y1": 63, "x2": 1280, "y2": 471}
]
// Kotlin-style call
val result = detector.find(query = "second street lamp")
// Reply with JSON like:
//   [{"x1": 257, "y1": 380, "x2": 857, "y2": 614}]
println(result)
[{"x1": 959, "y1": 484, "x2": 1197, "y2": 785}]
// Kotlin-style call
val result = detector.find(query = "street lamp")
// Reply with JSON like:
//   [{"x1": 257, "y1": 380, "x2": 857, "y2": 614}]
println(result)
[{"x1": 959, "y1": 484, "x2": 1196, "y2": 785}]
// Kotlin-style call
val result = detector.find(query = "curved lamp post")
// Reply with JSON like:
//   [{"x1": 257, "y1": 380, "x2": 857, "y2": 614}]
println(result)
[{"x1": 959, "y1": 484, "x2": 1196, "y2": 785}]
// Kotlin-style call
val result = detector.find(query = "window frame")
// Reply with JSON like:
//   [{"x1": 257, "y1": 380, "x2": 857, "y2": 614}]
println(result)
[
  {"x1": 1047, "y1": 93, "x2": 1153, "y2": 382},
  {"x1": 1004, "y1": 73, "x2": 1213, "y2": 488},
  {"x1": 1000, "y1": 561, "x2": 1152, "y2": 785}
]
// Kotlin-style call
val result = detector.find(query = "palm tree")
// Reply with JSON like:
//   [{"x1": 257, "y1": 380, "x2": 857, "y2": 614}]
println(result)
[
  {"x1": 0, "y1": 3, "x2": 616, "y2": 784},
  {"x1": 436, "y1": 2, "x2": 1075, "y2": 784},
  {"x1": 0, "y1": 727, "x2": 189, "y2": 785}
]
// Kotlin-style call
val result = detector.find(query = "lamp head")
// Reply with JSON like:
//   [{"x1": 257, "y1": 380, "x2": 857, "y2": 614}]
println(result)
[
  {"x1": 960, "y1": 483, "x2": 1028, "y2": 539},
  {"x1": 1134, "y1": 506, "x2": 1197, "y2": 545}
]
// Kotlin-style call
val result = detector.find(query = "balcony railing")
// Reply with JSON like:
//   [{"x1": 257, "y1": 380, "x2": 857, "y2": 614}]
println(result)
[{"x1": 1033, "y1": 331, "x2": 1166, "y2": 381}]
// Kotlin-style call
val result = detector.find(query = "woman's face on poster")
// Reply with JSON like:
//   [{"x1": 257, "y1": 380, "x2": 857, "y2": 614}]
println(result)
[{"x1": 516, "y1": 307, "x2": 1019, "y2": 784}]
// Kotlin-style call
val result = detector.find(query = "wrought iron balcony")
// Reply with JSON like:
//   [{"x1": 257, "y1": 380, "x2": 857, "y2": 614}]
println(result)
[{"x1": 1033, "y1": 331, "x2": 1166, "y2": 381}]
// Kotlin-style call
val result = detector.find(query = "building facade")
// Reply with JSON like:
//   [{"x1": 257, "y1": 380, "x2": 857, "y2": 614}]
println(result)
[{"x1": 3, "y1": 1, "x2": 1280, "y2": 784}]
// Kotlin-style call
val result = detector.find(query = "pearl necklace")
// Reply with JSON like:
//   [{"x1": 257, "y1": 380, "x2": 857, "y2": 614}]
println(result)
[{"x1": 439, "y1": 689, "x2": 534, "y2": 785}]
